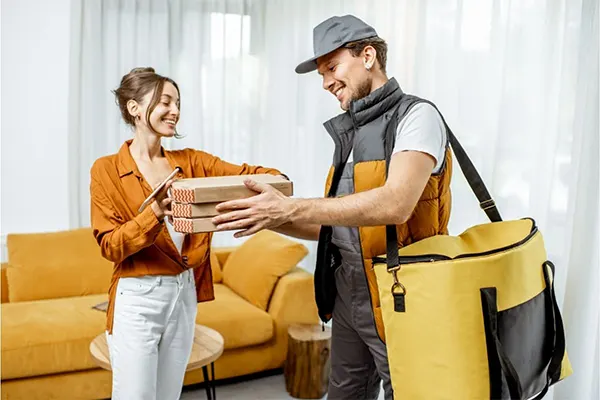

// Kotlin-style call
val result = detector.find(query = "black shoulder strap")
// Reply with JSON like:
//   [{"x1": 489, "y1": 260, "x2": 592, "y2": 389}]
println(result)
[
  {"x1": 327, "y1": 160, "x2": 347, "y2": 198},
  {"x1": 385, "y1": 100, "x2": 502, "y2": 270},
  {"x1": 445, "y1": 126, "x2": 503, "y2": 223}
]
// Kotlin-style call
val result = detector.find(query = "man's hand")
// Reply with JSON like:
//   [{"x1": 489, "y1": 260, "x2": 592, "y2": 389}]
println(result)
[{"x1": 212, "y1": 179, "x2": 297, "y2": 238}]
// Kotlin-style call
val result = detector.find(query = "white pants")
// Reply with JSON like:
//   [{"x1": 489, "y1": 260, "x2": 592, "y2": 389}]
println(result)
[{"x1": 106, "y1": 269, "x2": 197, "y2": 400}]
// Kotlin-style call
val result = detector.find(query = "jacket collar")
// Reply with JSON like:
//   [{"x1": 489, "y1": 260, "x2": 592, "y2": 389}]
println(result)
[
  {"x1": 116, "y1": 139, "x2": 183, "y2": 178},
  {"x1": 350, "y1": 77, "x2": 403, "y2": 126},
  {"x1": 324, "y1": 77, "x2": 404, "y2": 133}
]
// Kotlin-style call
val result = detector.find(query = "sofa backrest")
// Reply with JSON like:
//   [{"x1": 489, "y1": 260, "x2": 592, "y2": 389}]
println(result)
[{"x1": 5, "y1": 228, "x2": 113, "y2": 303}]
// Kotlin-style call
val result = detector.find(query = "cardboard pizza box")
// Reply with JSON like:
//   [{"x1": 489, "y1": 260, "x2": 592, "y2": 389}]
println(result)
[
  {"x1": 172, "y1": 202, "x2": 221, "y2": 218},
  {"x1": 171, "y1": 174, "x2": 292, "y2": 204},
  {"x1": 172, "y1": 217, "x2": 218, "y2": 233}
]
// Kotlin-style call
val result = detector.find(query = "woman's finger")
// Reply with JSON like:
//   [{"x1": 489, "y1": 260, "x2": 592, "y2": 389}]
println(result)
[
  {"x1": 157, "y1": 179, "x2": 175, "y2": 200},
  {"x1": 160, "y1": 198, "x2": 173, "y2": 212}
]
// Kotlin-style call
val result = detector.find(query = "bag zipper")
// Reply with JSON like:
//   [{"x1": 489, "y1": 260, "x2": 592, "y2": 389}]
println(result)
[
  {"x1": 372, "y1": 254, "x2": 451, "y2": 264},
  {"x1": 372, "y1": 218, "x2": 538, "y2": 266}
]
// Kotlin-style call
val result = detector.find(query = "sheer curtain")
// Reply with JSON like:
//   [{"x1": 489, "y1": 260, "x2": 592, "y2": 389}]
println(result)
[{"x1": 70, "y1": 1, "x2": 598, "y2": 398}]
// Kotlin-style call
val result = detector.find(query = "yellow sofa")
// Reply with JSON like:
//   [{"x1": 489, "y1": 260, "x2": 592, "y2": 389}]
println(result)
[{"x1": 1, "y1": 228, "x2": 319, "y2": 399}]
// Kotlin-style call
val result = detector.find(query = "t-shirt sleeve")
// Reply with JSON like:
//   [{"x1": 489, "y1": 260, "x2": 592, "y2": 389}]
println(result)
[{"x1": 392, "y1": 102, "x2": 447, "y2": 173}]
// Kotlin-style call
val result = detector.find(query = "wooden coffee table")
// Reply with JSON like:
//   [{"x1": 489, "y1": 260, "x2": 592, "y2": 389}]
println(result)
[{"x1": 90, "y1": 324, "x2": 224, "y2": 399}]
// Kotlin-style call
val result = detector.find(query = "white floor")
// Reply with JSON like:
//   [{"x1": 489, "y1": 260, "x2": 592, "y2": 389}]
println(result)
[{"x1": 180, "y1": 371, "x2": 385, "y2": 400}]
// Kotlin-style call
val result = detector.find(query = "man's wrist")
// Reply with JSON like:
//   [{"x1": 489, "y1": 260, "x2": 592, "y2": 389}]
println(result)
[{"x1": 289, "y1": 198, "x2": 312, "y2": 224}]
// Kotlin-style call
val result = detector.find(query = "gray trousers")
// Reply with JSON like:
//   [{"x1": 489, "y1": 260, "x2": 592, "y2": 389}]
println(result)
[{"x1": 327, "y1": 252, "x2": 394, "y2": 400}]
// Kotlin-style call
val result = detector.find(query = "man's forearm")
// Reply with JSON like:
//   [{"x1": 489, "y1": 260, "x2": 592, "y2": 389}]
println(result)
[
  {"x1": 272, "y1": 221, "x2": 321, "y2": 241},
  {"x1": 290, "y1": 186, "x2": 409, "y2": 227}
]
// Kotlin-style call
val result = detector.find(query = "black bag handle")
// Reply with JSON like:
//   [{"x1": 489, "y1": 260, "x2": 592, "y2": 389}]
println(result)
[
  {"x1": 479, "y1": 261, "x2": 566, "y2": 399},
  {"x1": 534, "y1": 261, "x2": 567, "y2": 397},
  {"x1": 384, "y1": 100, "x2": 502, "y2": 271},
  {"x1": 480, "y1": 287, "x2": 524, "y2": 399}
]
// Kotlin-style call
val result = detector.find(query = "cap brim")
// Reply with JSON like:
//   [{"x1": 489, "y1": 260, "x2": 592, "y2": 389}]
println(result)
[
  {"x1": 295, "y1": 43, "x2": 344, "y2": 74},
  {"x1": 295, "y1": 56, "x2": 319, "y2": 74}
]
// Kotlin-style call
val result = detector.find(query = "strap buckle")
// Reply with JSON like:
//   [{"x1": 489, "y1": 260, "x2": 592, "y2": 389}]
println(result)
[
  {"x1": 390, "y1": 267, "x2": 406, "y2": 296},
  {"x1": 480, "y1": 199, "x2": 496, "y2": 211}
]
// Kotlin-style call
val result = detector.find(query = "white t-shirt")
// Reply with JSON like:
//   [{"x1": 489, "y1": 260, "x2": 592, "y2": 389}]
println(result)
[
  {"x1": 348, "y1": 103, "x2": 447, "y2": 173},
  {"x1": 165, "y1": 217, "x2": 185, "y2": 255}
]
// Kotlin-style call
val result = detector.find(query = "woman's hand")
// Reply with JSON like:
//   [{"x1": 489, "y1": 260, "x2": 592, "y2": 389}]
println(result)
[{"x1": 150, "y1": 179, "x2": 175, "y2": 220}]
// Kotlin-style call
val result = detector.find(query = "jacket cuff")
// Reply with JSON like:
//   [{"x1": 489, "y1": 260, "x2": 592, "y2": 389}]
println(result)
[{"x1": 137, "y1": 204, "x2": 163, "y2": 233}]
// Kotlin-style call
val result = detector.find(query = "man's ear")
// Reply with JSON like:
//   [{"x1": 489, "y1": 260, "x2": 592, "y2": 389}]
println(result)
[
  {"x1": 363, "y1": 45, "x2": 377, "y2": 71},
  {"x1": 127, "y1": 99, "x2": 139, "y2": 120}
]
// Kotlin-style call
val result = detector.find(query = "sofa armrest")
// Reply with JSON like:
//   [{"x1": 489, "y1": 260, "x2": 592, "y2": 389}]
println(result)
[
  {"x1": 1, "y1": 263, "x2": 9, "y2": 303},
  {"x1": 268, "y1": 267, "x2": 319, "y2": 326},
  {"x1": 212, "y1": 246, "x2": 237, "y2": 268}
]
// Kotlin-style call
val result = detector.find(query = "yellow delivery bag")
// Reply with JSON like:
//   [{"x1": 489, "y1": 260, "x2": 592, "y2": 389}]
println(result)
[{"x1": 373, "y1": 127, "x2": 572, "y2": 399}]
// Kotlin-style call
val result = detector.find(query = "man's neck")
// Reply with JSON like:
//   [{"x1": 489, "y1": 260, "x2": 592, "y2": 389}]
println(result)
[{"x1": 370, "y1": 73, "x2": 388, "y2": 94}]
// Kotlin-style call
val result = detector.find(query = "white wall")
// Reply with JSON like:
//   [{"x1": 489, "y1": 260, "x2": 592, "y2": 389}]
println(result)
[{"x1": 1, "y1": 0, "x2": 72, "y2": 259}]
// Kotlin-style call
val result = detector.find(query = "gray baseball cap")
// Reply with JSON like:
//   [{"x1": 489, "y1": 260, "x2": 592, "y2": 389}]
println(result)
[{"x1": 295, "y1": 15, "x2": 378, "y2": 74}]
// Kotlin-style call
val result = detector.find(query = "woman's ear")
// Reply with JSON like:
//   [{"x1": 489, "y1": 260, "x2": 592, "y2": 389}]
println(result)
[{"x1": 127, "y1": 99, "x2": 139, "y2": 120}]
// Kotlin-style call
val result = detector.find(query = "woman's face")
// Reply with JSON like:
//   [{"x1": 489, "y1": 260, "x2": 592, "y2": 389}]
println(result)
[{"x1": 138, "y1": 81, "x2": 180, "y2": 137}]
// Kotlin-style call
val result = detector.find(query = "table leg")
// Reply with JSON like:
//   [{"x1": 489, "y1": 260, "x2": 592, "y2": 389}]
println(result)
[
  {"x1": 202, "y1": 366, "x2": 213, "y2": 400},
  {"x1": 211, "y1": 362, "x2": 216, "y2": 399}
]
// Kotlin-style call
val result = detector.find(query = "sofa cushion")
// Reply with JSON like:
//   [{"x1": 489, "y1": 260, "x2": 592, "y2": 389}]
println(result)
[
  {"x1": 197, "y1": 284, "x2": 273, "y2": 350},
  {"x1": 210, "y1": 251, "x2": 223, "y2": 283},
  {"x1": 6, "y1": 228, "x2": 112, "y2": 302},
  {"x1": 1, "y1": 294, "x2": 108, "y2": 380},
  {"x1": 222, "y1": 231, "x2": 308, "y2": 310}
]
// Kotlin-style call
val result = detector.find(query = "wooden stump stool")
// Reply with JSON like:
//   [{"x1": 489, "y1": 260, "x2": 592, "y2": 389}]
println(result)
[{"x1": 284, "y1": 324, "x2": 332, "y2": 399}]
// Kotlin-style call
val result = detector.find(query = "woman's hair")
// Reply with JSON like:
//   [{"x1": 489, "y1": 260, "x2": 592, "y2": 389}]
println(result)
[{"x1": 112, "y1": 67, "x2": 182, "y2": 138}]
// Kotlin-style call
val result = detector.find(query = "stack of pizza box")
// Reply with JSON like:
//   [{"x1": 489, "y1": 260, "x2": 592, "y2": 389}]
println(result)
[{"x1": 170, "y1": 174, "x2": 293, "y2": 233}]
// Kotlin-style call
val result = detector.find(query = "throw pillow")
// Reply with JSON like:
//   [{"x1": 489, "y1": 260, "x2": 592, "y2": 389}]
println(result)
[{"x1": 222, "y1": 230, "x2": 308, "y2": 310}]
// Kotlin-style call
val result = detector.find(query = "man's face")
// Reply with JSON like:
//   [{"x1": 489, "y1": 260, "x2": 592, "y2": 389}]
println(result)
[{"x1": 317, "y1": 48, "x2": 372, "y2": 111}]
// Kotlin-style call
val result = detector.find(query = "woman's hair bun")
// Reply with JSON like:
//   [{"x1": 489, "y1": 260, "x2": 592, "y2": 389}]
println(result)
[{"x1": 129, "y1": 67, "x2": 155, "y2": 74}]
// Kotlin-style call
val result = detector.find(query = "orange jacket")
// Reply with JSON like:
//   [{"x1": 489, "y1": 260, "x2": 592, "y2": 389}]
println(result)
[{"x1": 90, "y1": 139, "x2": 284, "y2": 333}]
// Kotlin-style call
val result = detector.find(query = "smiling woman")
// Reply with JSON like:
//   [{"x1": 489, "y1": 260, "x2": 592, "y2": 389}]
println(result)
[
  {"x1": 112, "y1": 67, "x2": 182, "y2": 139},
  {"x1": 88, "y1": 66, "x2": 285, "y2": 400}
]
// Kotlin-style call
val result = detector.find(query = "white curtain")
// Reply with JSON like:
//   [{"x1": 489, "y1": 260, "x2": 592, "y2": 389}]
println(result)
[{"x1": 70, "y1": 1, "x2": 598, "y2": 398}]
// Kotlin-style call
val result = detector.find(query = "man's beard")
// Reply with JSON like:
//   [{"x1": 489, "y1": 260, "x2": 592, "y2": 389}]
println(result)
[{"x1": 342, "y1": 77, "x2": 372, "y2": 110}]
